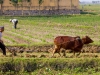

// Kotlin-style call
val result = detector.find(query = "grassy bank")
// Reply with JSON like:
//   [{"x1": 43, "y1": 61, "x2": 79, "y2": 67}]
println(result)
[{"x1": 0, "y1": 58, "x2": 100, "y2": 75}]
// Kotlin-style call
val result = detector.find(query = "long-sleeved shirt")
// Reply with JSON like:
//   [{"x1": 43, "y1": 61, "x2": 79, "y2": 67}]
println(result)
[{"x1": 11, "y1": 19, "x2": 18, "y2": 24}]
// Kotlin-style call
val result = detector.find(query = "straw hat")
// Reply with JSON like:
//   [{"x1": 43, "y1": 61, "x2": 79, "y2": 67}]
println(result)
[{"x1": 9, "y1": 19, "x2": 12, "y2": 22}]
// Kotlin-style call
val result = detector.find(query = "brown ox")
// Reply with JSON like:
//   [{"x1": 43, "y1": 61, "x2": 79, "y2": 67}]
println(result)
[{"x1": 52, "y1": 36, "x2": 93, "y2": 57}]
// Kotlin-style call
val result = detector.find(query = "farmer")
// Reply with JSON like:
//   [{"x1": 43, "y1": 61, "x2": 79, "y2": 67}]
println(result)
[
  {"x1": 0, "y1": 26, "x2": 6, "y2": 55},
  {"x1": 9, "y1": 19, "x2": 18, "y2": 29}
]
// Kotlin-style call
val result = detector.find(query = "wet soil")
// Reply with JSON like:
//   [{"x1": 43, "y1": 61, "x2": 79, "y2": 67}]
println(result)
[{"x1": 6, "y1": 45, "x2": 100, "y2": 53}]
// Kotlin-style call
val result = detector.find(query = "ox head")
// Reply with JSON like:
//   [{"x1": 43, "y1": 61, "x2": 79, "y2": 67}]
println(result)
[{"x1": 82, "y1": 36, "x2": 93, "y2": 44}]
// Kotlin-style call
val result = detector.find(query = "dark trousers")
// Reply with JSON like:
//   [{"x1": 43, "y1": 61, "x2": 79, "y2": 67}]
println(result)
[
  {"x1": 14, "y1": 21, "x2": 18, "y2": 29},
  {"x1": 0, "y1": 42, "x2": 6, "y2": 55}
]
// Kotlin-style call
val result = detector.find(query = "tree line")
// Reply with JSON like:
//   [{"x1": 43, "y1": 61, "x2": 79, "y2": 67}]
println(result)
[{"x1": 0, "y1": 0, "x2": 44, "y2": 15}]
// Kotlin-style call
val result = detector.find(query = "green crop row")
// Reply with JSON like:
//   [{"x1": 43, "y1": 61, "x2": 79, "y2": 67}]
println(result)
[{"x1": 0, "y1": 58, "x2": 99, "y2": 75}]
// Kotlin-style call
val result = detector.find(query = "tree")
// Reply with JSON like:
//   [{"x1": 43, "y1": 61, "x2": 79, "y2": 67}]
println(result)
[
  {"x1": 18, "y1": 0, "x2": 24, "y2": 15},
  {"x1": 27, "y1": 0, "x2": 31, "y2": 15},
  {"x1": 38, "y1": 0, "x2": 43, "y2": 15},
  {"x1": 10, "y1": 0, "x2": 18, "y2": 12},
  {"x1": 71, "y1": 0, "x2": 72, "y2": 9},
  {"x1": 10, "y1": 0, "x2": 31, "y2": 15},
  {"x1": 57, "y1": 0, "x2": 60, "y2": 11},
  {"x1": 18, "y1": 0, "x2": 31, "y2": 15},
  {"x1": 0, "y1": 0, "x2": 3, "y2": 15},
  {"x1": 27, "y1": 0, "x2": 30, "y2": 2},
  {"x1": 10, "y1": 0, "x2": 18, "y2": 7}
]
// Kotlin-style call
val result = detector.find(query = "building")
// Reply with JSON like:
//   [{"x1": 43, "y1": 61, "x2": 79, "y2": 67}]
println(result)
[{"x1": 0, "y1": 0, "x2": 80, "y2": 15}]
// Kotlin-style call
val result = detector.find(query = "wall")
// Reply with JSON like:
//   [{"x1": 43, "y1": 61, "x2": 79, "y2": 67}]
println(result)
[
  {"x1": 0, "y1": 0, "x2": 80, "y2": 15},
  {"x1": 0, "y1": 0, "x2": 79, "y2": 10}
]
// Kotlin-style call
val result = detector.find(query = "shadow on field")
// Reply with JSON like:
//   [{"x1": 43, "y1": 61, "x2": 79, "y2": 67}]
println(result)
[
  {"x1": 16, "y1": 27, "x2": 20, "y2": 29},
  {"x1": 80, "y1": 10, "x2": 97, "y2": 15}
]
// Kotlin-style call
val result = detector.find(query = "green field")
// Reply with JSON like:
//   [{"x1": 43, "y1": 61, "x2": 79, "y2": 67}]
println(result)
[
  {"x1": 0, "y1": 4, "x2": 100, "y2": 75},
  {"x1": 0, "y1": 4, "x2": 99, "y2": 46},
  {"x1": 1, "y1": 14, "x2": 100, "y2": 46},
  {"x1": 0, "y1": 57, "x2": 100, "y2": 75},
  {"x1": 80, "y1": 4, "x2": 100, "y2": 11}
]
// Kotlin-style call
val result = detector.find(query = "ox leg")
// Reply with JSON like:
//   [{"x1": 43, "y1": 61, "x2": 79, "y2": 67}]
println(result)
[
  {"x1": 77, "y1": 51, "x2": 81, "y2": 56},
  {"x1": 58, "y1": 52, "x2": 61, "y2": 56},
  {"x1": 52, "y1": 45, "x2": 61, "y2": 57},
  {"x1": 52, "y1": 48, "x2": 57, "y2": 57},
  {"x1": 71, "y1": 51, "x2": 76, "y2": 57},
  {"x1": 52, "y1": 48, "x2": 61, "y2": 57},
  {"x1": 73, "y1": 51, "x2": 75, "y2": 56},
  {"x1": 52, "y1": 50, "x2": 55, "y2": 57},
  {"x1": 62, "y1": 50, "x2": 66, "y2": 57},
  {"x1": 73, "y1": 51, "x2": 81, "y2": 57}
]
